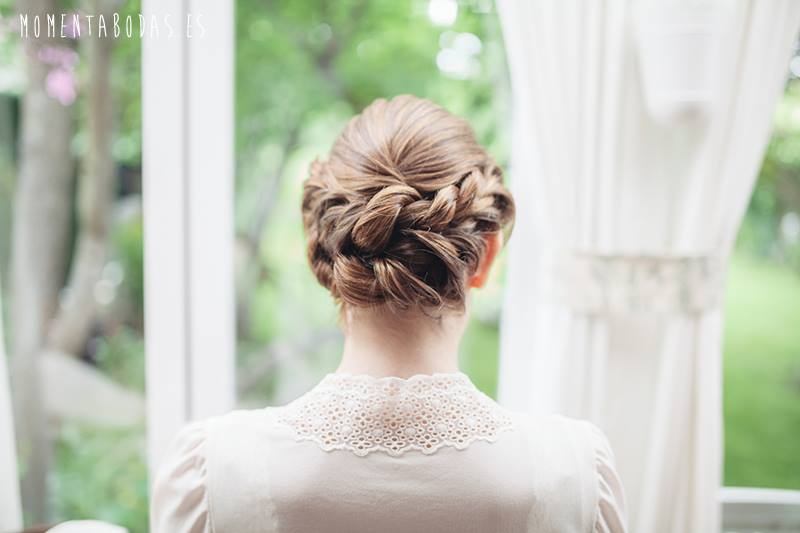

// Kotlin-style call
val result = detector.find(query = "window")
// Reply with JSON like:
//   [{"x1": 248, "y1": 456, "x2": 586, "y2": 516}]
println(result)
[
  {"x1": 2, "y1": 3, "x2": 797, "y2": 532},
  {"x1": 723, "y1": 55, "x2": 800, "y2": 491},
  {"x1": 1, "y1": 0, "x2": 147, "y2": 529},
  {"x1": 231, "y1": 0, "x2": 510, "y2": 406}
]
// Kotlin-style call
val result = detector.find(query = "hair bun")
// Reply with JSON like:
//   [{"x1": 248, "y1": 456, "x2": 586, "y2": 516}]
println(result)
[
  {"x1": 352, "y1": 184, "x2": 420, "y2": 254},
  {"x1": 302, "y1": 95, "x2": 515, "y2": 311}
]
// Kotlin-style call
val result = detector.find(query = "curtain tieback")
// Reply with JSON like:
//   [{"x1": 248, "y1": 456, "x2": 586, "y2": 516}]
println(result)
[{"x1": 544, "y1": 252, "x2": 726, "y2": 315}]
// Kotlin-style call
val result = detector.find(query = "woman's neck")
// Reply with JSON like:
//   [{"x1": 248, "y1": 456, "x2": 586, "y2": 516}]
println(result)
[{"x1": 335, "y1": 305, "x2": 468, "y2": 378}]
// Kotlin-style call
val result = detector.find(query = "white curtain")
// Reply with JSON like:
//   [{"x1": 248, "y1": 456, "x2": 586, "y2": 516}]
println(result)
[{"x1": 496, "y1": 1, "x2": 800, "y2": 532}]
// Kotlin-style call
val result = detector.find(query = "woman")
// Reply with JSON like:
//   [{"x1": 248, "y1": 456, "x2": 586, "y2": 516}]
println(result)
[{"x1": 150, "y1": 95, "x2": 627, "y2": 533}]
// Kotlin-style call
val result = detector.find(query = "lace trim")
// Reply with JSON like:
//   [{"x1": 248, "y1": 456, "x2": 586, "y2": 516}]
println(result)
[
  {"x1": 544, "y1": 252, "x2": 726, "y2": 314},
  {"x1": 275, "y1": 372, "x2": 515, "y2": 457}
]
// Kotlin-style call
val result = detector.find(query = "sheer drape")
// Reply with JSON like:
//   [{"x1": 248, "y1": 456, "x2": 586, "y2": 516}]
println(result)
[{"x1": 496, "y1": 1, "x2": 800, "y2": 531}]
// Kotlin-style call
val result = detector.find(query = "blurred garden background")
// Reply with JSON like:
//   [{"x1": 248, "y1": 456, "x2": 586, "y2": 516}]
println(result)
[{"x1": 0, "y1": 0, "x2": 798, "y2": 531}]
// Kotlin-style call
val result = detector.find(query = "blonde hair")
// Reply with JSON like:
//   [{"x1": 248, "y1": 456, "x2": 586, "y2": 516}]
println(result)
[{"x1": 301, "y1": 95, "x2": 515, "y2": 312}]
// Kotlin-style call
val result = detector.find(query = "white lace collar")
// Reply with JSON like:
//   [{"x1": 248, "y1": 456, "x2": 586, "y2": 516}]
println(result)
[{"x1": 275, "y1": 372, "x2": 515, "y2": 457}]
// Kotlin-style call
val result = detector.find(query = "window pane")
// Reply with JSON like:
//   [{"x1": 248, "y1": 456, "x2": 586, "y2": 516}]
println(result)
[
  {"x1": 1, "y1": 1, "x2": 146, "y2": 530},
  {"x1": 233, "y1": 0, "x2": 511, "y2": 406},
  {"x1": 723, "y1": 54, "x2": 800, "y2": 490}
]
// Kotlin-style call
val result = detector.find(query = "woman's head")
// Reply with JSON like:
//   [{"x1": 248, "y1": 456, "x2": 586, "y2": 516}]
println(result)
[{"x1": 302, "y1": 95, "x2": 515, "y2": 313}]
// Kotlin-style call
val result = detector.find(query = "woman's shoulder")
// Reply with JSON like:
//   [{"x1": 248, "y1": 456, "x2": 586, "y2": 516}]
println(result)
[
  {"x1": 509, "y1": 411, "x2": 620, "y2": 480},
  {"x1": 509, "y1": 411, "x2": 627, "y2": 532},
  {"x1": 149, "y1": 407, "x2": 284, "y2": 533},
  {"x1": 183, "y1": 407, "x2": 293, "y2": 456},
  {"x1": 199, "y1": 406, "x2": 277, "y2": 431},
  {"x1": 157, "y1": 407, "x2": 279, "y2": 450},
  {"x1": 509, "y1": 410, "x2": 601, "y2": 444}
]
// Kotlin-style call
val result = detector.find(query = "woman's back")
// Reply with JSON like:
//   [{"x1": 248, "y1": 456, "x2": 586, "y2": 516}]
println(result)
[
  {"x1": 151, "y1": 372, "x2": 625, "y2": 533},
  {"x1": 151, "y1": 95, "x2": 627, "y2": 532}
]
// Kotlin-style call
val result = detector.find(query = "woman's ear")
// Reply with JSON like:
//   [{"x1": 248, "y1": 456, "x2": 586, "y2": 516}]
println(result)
[{"x1": 468, "y1": 231, "x2": 503, "y2": 289}]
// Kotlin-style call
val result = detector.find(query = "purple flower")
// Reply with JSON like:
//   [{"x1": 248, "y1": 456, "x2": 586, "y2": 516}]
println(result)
[
  {"x1": 37, "y1": 45, "x2": 79, "y2": 68},
  {"x1": 46, "y1": 67, "x2": 77, "y2": 106}
]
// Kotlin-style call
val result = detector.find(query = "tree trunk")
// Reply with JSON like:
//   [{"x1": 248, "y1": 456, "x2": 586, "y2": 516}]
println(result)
[
  {"x1": 0, "y1": 279, "x2": 23, "y2": 533},
  {"x1": 10, "y1": 0, "x2": 75, "y2": 522},
  {"x1": 47, "y1": 0, "x2": 115, "y2": 356}
]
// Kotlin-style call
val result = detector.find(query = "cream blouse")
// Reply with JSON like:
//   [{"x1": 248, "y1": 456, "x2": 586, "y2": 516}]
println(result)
[{"x1": 151, "y1": 372, "x2": 627, "y2": 533}]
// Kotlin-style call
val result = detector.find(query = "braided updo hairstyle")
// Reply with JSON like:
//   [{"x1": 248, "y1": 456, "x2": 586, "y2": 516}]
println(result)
[{"x1": 301, "y1": 95, "x2": 515, "y2": 312}]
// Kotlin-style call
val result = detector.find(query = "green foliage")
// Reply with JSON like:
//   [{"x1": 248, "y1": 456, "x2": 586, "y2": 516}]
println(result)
[
  {"x1": 737, "y1": 78, "x2": 800, "y2": 269},
  {"x1": 94, "y1": 326, "x2": 145, "y2": 392},
  {"x1": 112, "y1": 214, "x2": 144, "y2": 324},
  {"x1": 460, "y1": 317, "x2": 501, "y2": 397},
  {"x1": 723, "y1": 254, "x2": 800, "y2": 489},
  {"x1": 53, "y1": 423, "x2": 148, "y2": 533},
  {"x1": 110, "y1": 0, "x2": 143, "y2": 165},
  {"x1": 51, "y1": 327, "x2": 146, "y2": 532},
  {"x1": 234, "y1": 0, "x2": 510, "y2": 228}
]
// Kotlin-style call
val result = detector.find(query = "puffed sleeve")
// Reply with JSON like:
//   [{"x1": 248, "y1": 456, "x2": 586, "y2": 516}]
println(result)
[
  {"x1": 150, "y1": 421, "x2": 212, "y2": 533},
  {"x1": 587, "y1": 423, "x2": 628, "y2": 533}
]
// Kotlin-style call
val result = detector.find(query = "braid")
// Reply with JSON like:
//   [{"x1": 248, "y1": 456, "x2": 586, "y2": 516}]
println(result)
[{"x1": 301, "y1": 95, "x2": 515, "y2": 312}]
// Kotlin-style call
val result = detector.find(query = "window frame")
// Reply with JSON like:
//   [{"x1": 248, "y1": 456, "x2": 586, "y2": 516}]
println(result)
[{"x1": 142, "y1": 0, "x2": 236, "y2": 474}]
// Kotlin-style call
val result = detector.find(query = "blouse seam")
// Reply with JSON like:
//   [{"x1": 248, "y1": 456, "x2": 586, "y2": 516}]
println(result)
[
  {"x1": 586, "y1": 421, "x2": 602, "y2": 533},
  {"x1": 521, "y1": 414, "x2": 547, "y2": 529},
  {"x1": 203, "y1": 418, "x2": 217, "y2": 533}
]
